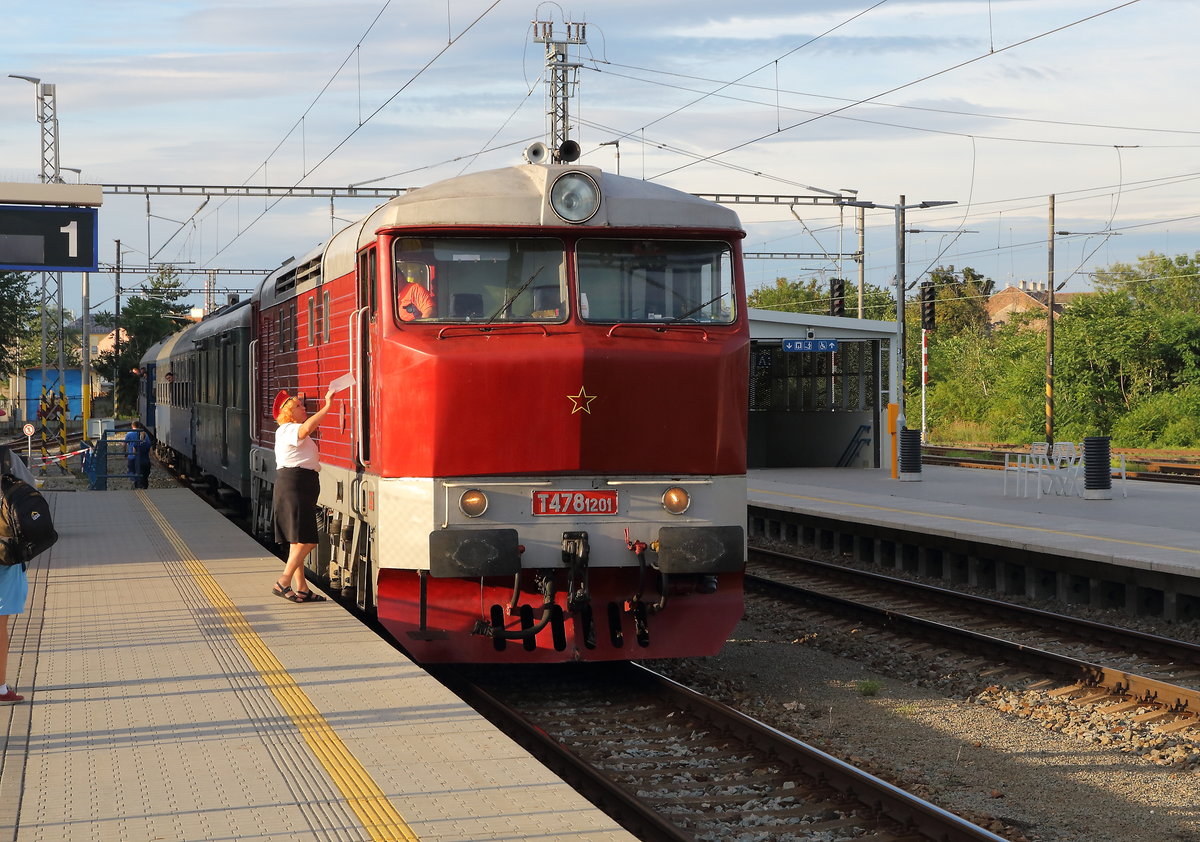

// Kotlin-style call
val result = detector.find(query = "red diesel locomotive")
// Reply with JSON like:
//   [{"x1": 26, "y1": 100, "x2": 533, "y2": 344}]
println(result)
[{"x1": 149, "y1": 160, "x2": 749, "y2": 663}]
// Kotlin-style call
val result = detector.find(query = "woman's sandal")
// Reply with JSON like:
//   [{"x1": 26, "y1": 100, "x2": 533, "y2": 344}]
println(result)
[
  {"x1": 288, "y1": 589, "x2": 327, "y2": 603},
  {"x1": 272, "y1": 581, "x2": 294, "y2": 599}
]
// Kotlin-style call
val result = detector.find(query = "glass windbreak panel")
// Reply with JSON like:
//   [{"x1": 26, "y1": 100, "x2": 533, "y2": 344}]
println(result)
[
  {"x1": 391, "y1": 237, "x2": 566, "y2": 324},
  {"x1": 576, "y1": 239, "x2": 736, "y2": 324}
]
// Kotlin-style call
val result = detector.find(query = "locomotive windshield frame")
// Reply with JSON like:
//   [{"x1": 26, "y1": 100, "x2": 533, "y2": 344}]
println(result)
[
  {"x1": 575, "y1": 238, "x2": 735, "y2": 324},
  {"x1": 391, "y1": 236, "x2": 568, "y2": 324},
  {"x1": 388, "y1": 234, "x2": 737, "y2": 326}
]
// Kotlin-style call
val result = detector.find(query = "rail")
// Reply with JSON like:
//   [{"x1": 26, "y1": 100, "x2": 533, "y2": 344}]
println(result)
[
  {"x1": 438, "y1": 662, "x2": 1009, "y2": 842},
  {"x1": 748, "y1": 546, "x2": 1200, "y2": 723}
]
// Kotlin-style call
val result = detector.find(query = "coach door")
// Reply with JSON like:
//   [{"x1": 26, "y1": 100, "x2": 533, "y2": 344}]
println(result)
[{"x1": 354, "y1": 247, "x2": 376, "y2": 466}]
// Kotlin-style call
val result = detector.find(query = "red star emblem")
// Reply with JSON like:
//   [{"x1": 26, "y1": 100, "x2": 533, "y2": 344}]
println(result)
[{"x1": 567, "y1": 386, "x2": 597, "y2": 415}]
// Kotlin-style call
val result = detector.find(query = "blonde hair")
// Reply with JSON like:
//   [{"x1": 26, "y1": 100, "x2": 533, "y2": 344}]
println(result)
[{"x1": 275, "y1": 396, "x2": 296, "y2": 425}]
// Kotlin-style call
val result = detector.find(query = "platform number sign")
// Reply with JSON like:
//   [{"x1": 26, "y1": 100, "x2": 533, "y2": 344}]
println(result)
[{"x1": 0, "y1": 205, "x2": 99, "y2": 272}]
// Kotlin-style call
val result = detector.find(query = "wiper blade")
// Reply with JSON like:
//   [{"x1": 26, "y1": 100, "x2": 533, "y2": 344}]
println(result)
[
  {"x1": 669, "y1": 291, "x2": 727, "y2": 323},
  {"x1": 485, "y1": 265, "x2": 546, "y2": 324}
]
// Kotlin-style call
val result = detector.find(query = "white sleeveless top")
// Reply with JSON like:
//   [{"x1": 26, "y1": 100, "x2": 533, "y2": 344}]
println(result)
[{"x1": 274, "y1": 422, "x2": 320, "y2": 470}]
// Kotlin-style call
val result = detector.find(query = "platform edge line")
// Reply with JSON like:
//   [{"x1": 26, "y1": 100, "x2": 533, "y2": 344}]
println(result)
[{"x1": 136, "y1": 491, "x2": 421, "y2": 842}]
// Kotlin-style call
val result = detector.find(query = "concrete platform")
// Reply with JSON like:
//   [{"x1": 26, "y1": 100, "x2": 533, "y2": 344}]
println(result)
[
  {"x1": 1, "y1": 488, "x2": 635, "y2": 842},
  {"x1": 750, "y1": 465, "x2": 1200, "y2": 578}
]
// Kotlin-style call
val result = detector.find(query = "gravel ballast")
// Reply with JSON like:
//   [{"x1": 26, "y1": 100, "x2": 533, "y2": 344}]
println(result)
[{"x1": 651, "y1": 591, "x2": 1200, "y2": 842}]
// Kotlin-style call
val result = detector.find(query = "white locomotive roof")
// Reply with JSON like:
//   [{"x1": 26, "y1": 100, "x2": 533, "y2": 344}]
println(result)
[
  {"x1": 321, "y1": 164, "x2": 743, "y2": 281},
  {"x1": 257, "y1": 164, "x2": 744, "y2": 304}
]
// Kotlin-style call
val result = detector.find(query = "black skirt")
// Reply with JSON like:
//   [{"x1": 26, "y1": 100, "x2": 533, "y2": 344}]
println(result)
[{"x1": 273, "y1": 467, "x2": 321, "y2": 544}]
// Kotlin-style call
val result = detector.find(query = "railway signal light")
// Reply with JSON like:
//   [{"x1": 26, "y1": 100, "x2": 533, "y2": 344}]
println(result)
[
  {"x1": 830, "y1": 277, "x2": 845, "y2": 317},
  {"x1": 919, "y1": 282, "x2": 936, "y2": 331}
]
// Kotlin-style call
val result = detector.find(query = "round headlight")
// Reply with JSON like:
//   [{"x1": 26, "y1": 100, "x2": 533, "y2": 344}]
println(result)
[
  {"x1": 549, "y1": 171, "x2": 600, "y2": 223},
  {"x1": 458, "y1": 489, "x2": 489, "y2": 518},
  {"x1": 662, "y1": 486, "x2": 691, "y2": 515}
]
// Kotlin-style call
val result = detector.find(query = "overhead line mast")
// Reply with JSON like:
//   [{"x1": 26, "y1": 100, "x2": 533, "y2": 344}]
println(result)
[{"x1": 532, "y1": 19, "x2": 586, "y2": 161}]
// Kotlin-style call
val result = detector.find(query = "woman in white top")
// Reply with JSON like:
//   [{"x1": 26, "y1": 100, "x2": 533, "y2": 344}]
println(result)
[{"x1": 271, "y1": 389, "x2": 333, "y2": 603}]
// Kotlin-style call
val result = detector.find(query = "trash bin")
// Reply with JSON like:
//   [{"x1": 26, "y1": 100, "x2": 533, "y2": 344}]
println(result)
[
  {"x1": 898, "y1": 428, "x2": 922, "y2": 481},
  {"x1": 1082, "y1": 436, "x2": 1112, "y2": 500}
]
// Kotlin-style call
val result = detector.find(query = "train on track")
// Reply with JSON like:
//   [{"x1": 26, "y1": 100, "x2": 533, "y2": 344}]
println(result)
[{"x1": 140, "y1": 152, "x2": 749, "y2": 664}]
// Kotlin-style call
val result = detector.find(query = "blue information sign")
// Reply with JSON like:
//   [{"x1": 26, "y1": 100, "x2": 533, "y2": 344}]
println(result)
[
  {"x1": 0, "y1": 204, "x2": 99, "y2": 272},
  {"x1": 783, "y1": 338, "x2": 839, "y2": 352}
]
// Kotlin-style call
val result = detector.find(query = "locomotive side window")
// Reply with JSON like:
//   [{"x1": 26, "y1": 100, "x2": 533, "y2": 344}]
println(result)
[
  {"x1": 358, "y1": 248, "x2": 377, "y2": 321},
  {"x1": 307, "y1": 296, "x2": 316, "y2": 347},
  {"x1": 576, "y1": 240, "x2": 736, "y2": 324},
  {"x1": 391, "y1": 237, "x2": 566, "y2": 324},
  {"x1": 322, "y1": 290, "x2": 331, "y2": 343}
]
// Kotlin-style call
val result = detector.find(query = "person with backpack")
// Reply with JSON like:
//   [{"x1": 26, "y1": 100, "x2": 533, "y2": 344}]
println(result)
[
  {"x1": 0, "y1": 552, "x2": 28, "y2": 704},
  {"x1": 125, "y1": 421, "x2": 156, "y2": 489},
  {"x1": 0, "y1": 447, "x2": 34, "y2": 704}
]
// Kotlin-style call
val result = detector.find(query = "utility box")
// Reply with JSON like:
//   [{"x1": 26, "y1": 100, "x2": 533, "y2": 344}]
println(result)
[{"x1": 87, "y1": 417, "x2": 115, "y2": 439}]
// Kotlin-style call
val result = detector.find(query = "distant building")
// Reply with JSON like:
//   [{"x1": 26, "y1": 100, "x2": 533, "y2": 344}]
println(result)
[
  {"x1": 95, "y1": 327, "x2": 131, "y2": 355},
  {"x1": 987, "y1": 280, "x2": 1085, "y2": 327}
]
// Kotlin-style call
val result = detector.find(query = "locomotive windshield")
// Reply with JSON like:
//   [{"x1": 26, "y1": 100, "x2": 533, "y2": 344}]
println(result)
[
  {"x1": 390, "y1": 236, "x2": 735, "y2": 325},
  {"x1": 576, "y1": 239, "x2": 735, "y2": 324},
  {"x1": 392, "y1": 237, "x2": 567, "y2": 324}
]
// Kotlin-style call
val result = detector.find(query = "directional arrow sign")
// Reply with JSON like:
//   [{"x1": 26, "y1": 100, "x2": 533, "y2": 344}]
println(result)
[{"x1": 783, "y1": 338, "x2": 839, "y2": 352}]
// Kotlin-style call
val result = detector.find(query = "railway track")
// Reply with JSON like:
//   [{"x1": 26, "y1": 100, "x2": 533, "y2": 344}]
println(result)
[
  {"x1": 748, "y1": 546, "x2": 1200, "y2": 733},
  {"x1": 435, "y1": 662, "x2": 1008, "y2": 842}
]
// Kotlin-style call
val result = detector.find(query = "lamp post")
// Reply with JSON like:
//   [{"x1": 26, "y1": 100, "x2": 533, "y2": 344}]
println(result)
[
  {"x1": 9, "y1": 75, "x2": 55, "y2": 398},
  {"x1": 904, "y1": 227, "x2": 979, "y2": 444},
  {"x1": 10, "y1": 74, "x2": 71, "y2": 441},
  {"x1": 600, "y1": 140, "x2": 621, "y2": 175},
  {"x1": 842, "y1": 196, "x2": 956, "y2": 478},
  {"x1": 844, "y1": 197, "x2": 957, "y2": 426},
  {"x1": 7, "y1": 74, "x2": 59, "y2": 182}
]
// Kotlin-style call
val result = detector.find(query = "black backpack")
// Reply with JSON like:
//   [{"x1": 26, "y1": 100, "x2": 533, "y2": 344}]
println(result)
[{"x1": 1, "y1": 473, "x2": 58, "y2": 566}]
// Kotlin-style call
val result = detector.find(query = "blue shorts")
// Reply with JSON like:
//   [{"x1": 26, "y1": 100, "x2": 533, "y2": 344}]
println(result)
[{"x1": 0, "y1": 564, "x2": 29, "y2": 616}]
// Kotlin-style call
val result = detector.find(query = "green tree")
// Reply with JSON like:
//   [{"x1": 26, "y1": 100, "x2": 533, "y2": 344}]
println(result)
[
  {"x1": 923, "y1": 265, "x2": 994, "y2": 336},
  {"x1": 93, "y1": 267, "x2": 189, "y2": 415},
  {"x1": 0, "y1": 271, "x2": 38, "y2": 378},
  {"x1": 1092, "y1": 251, "x2": 1200, "y2": 315},
  {"x1": 925, "y1": 310, "x2": 1044, "y2": 443},
  {"x1": 1052, "y1": 255, "x2": 1200, "y2": 444},
  {"x1": 923, "y1": 251, "x2": 1200, "y2": 449},
  {"x1": 748, "y1": 276, "x2": 894, "y2": 319}
]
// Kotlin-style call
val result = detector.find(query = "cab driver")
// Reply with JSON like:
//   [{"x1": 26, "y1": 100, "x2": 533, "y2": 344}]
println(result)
[{"x1": 397, "y1": 263, "x2": 435, "y2": 321}]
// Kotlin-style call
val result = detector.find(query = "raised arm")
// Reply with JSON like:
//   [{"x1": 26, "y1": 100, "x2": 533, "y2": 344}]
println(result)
[{"x1": 296, "y1": 393, "x2": 334, "y2": 440}]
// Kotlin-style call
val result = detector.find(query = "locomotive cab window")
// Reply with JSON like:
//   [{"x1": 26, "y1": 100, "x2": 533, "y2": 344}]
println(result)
[
  {"x1": 391, "y1": 237, "x2": 566, "y2": 324},
  {"x1": 576, "y1": 239, "x2": 736, "y2": 324}
]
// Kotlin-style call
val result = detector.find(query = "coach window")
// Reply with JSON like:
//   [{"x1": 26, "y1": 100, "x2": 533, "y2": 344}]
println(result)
[
  {"x1": 391, "y1": 237, "x2": 566, "y2": 324},
  {"x1": 307, "y1": 296, "x2": 316, "y2": 347},
  {"x1": 576, "y1": 239, "x2": 736, "y2": 324}
]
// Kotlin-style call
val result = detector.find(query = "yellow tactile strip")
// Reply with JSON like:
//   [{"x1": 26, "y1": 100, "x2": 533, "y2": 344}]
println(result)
[{"x1": 136, "y1": 491, "x2": 419, "y2": 842}]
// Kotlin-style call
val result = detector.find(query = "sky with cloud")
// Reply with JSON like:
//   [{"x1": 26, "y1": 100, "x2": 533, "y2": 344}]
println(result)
[{"x1": 2, "y1": 0, "x2": 1197, "y2": 312}]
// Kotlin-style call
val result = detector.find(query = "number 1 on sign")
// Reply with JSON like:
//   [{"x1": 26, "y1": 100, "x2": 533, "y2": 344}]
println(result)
[{"x1": 59, "y1": 220, "x2": 78, "y2": 258}]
